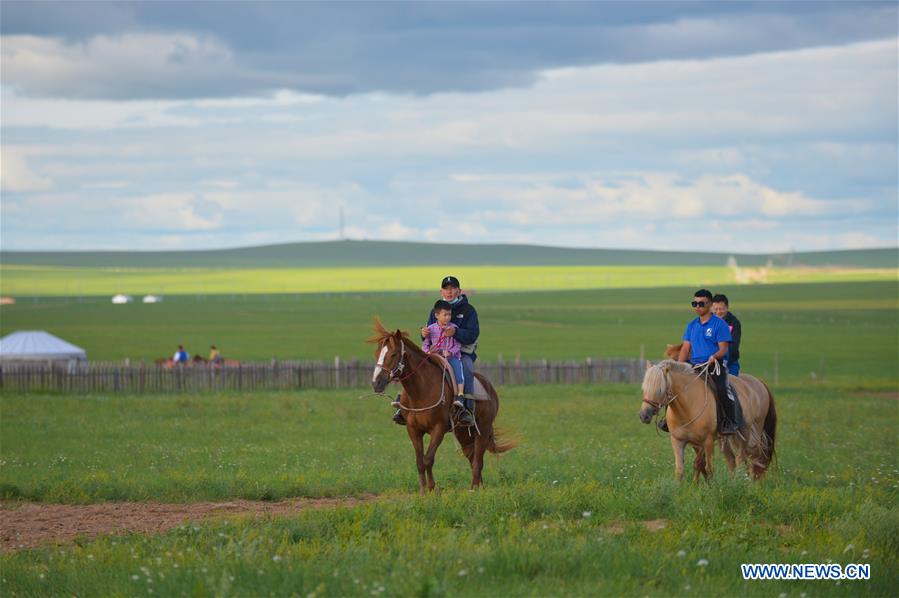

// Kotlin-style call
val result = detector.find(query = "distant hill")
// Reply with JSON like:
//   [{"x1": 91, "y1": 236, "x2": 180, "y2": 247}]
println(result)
[{"x1": 1, "y1": 240, "x2": 895, "y2": 269}]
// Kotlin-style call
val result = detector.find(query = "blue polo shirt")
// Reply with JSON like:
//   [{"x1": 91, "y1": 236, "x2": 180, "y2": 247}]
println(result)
[{"x1": 683, "y1": 315, "x2": 732, "y2": 365}]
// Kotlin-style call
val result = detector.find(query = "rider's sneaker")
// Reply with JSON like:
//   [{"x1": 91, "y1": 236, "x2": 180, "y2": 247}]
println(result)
[
  {"x1": 657, "y1": 419, "x2": 669, "y2": 433},
  {"x1": 458, "y1": 409, "x2": 475, "y2": 426},
  {"x1": 453, "y1": 397, "x2": 465, "y2": 409},
  {"x1": 390, "y1": 401, "x2": 401, "y2": 408},
  {"x1": 392, "y1": 409, "x2": 406, "y2": 425}
]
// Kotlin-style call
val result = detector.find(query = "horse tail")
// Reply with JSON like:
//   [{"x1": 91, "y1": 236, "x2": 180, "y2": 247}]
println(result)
[
  {"x1": 489, "y1": 428, "x2": 518, "y2": 454},
  {"x1": 760, "y1": 381, "x2": 778, "y2": 472},
  {"x1": 473, "y1": 373, "x2": 518, "y2": 454}
]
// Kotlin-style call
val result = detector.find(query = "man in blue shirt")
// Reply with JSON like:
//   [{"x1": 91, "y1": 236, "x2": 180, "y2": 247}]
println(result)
[{"x1": 665, "y1": 289, "x2": 738, "y2": 435}]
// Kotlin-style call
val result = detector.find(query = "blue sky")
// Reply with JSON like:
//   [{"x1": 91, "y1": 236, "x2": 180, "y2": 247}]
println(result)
[{"x1": 1, "y1": 1, "x2": 896, "y2": 252}]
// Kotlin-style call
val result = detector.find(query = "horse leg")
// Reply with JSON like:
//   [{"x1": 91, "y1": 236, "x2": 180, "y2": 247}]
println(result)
[
  {"x1": 470, "y1": 429, "x2": 490, "y2": 489},
  {"x1": 671, "y1": 436, "x2": 687, "y2": 481},
  {"x1": 720, "y1": 438, "x2": 737, "y2": 473},
  {"x1": 423, "y1": 427, "x2": 447, "y2": 492},
  {"x1": 407, "y1": 428, "x2": 428, "y2": 494},
  {"x1": 702, "y1": 435, "x2": 715, "y2": 480},
  {"x1": 692, "y1": 446, "x2": 704, "y2": 483}
]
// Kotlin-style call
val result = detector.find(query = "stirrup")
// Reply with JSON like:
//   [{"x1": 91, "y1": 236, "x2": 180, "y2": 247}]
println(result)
[
  {"x1": 458, "y1": 410, "x2": 474, "y2": 426},
  {"x1": 390, "y1": 401, "x2": 401, "y2": 408},
  {"x1": 719, "y1": 421, "x2": 739, "y2": 435},
  {"x1": 392, "y1": 409, "x2": 406, "y2": 425},
  {"x1": 453, "y1": 398, "x2": 465, "y2": 409}
]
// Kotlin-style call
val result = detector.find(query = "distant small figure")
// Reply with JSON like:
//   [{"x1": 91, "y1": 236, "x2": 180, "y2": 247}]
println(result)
[
  {"x1": 209, "y1": 345, "x2": 224, "y2": 365},
  {"x1": 173, "y1": 344, "x2": 189, "y2": 364}
]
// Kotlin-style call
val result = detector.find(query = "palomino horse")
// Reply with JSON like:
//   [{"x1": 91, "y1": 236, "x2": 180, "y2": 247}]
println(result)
[
  {"x1": 639, "y1": 358, "x2": 777, "y2": 481},
  {"x1": 369, "y1": 319, "x2": 515, "y2": 492}
]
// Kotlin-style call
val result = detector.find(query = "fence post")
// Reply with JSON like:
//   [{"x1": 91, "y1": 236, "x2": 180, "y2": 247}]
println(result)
[{"x1": 335, "y1": 356, "x2": 341, "y2": 389}]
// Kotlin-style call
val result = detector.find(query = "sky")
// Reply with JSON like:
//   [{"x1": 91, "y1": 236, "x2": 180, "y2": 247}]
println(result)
[{"x1": 1, "y1": 1, "x2": 897, "y2": 253}]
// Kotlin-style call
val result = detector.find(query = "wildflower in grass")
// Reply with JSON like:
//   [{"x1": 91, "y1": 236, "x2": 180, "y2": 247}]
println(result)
[
  {"x1": 582, "y1": 511, "x2": 592, "y2": 518},
  {"x1": 132, "y1": 575, "x2": 140, "y2": 580},
  {"x1": 273, "y1": 555, "x2": 282, "y2": 562},
  {"x1": 696, "y1": 559, "x2": 708, "y2": 567},
  {"x1": 677, "y1": 550, "x2": 686, "y2": 557},
  {"x1": 843, "y1": 543, "x2": 854, "y2": 554},
  {"x1": 458, "y1": 569, "x2": 467, "y2": 576}
]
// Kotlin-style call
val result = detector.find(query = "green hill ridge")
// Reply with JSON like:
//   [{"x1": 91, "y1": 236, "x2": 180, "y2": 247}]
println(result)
[{"x1": 2, "y1": 240, "x2": 895, "y2": 269}]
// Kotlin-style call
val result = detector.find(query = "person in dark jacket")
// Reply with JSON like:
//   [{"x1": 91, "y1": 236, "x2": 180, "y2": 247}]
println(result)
[
  {"x1": 393, "y1": 275, "x2": 480, "y2": 425},
  {"x1": 712, "y1": 294, "x2": 742, "y2": 376}
]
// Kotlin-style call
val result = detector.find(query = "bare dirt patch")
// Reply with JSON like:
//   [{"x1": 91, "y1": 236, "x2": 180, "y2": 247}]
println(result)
[
  {"x1": 1, "y1": 495, "x2": 379, "y2": 552},
  {"x1": 604, "y1": 518, "x2": 668, "y2": 535}
]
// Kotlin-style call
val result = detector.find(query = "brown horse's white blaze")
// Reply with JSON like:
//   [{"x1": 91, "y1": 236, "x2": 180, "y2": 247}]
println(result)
[
  {"x1": 639, "y1": 359, "x2": 777, "y2": 482},
  {"x1": 371, "y1": 345, "x2": 390, "y2": 391},
  {"x1": 368, "y1": 317, "x2": 516, "y2": 492}
]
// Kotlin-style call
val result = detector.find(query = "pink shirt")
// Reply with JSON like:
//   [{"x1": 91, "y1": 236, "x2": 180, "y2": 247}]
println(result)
[{"x1": 421, "y1": 323, "x2": 461, "y2": 359}]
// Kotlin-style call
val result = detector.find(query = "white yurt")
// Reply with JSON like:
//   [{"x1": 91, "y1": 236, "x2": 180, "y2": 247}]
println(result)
[
  {"x1": 0, "y1": 331, "x2": 87, "y2": 363},
  {"x1": 111, "y1": 294, "x2": 133, "y2": 304}
]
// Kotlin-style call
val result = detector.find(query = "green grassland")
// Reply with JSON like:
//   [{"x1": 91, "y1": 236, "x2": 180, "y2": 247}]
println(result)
[
  {"x1": 0, "y1": 263, "x2": 895, "y2": 296},
  {"x1": 2, "y1": 281, "x2": 896, "y2": 386},
  {"x1": 3, "y1": 240, "x2": 895, "y2": 268},
  {"x1": 1, "y1": 385, "x2": 897, "y2": 595}
]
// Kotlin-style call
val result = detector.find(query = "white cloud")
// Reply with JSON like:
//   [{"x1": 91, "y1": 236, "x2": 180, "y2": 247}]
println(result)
[{"x1": 0, "y1": 148, "x2": 53, "y2": 192}]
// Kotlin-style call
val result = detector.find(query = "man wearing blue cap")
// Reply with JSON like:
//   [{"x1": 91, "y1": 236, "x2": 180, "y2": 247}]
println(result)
[{"x1": 392, "y1": 275, "x2": 481, "y2": 425}]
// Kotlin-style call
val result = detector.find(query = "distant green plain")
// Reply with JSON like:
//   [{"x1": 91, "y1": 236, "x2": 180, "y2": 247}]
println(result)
[
  {"x1": 1, "y1": 264, "x2": 894, "y2": 296},
  {"x1": 1, "y1": 281, "x2": 896, "y2": 387}
]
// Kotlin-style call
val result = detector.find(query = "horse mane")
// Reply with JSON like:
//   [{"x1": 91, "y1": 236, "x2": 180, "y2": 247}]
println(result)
[
  {"x1": 665, "y1": 342, "x2": 683, "y2": 359},
  {"x1": 642, "y1": 359, "x2": 695, "y2": 398},
  {"x1": 367, "y1": 316, "x2": 414, "y2": 346}
]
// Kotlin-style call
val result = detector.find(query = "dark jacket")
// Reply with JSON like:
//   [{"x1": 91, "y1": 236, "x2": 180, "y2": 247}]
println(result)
[
  {"x1": 425, "y1": 294, "x2": 480, "y2": 361},
  {"x1": 723, "y1": 311, "x2": 741, "y2": 361}
]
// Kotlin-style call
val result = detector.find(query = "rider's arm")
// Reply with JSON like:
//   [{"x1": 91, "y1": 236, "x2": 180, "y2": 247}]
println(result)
[
  {"x1": 730, "y1": 318, "x2": 741, "y2": 358},
  {"x1": 453, "y1": 309, "x2": 479, "y2": 345},
  {"x1": 677, "y1": 342, "x2": 691, "y2": 362},
  {"x1": 710, "y1": 341, "x2": 729, "y2": 362}
]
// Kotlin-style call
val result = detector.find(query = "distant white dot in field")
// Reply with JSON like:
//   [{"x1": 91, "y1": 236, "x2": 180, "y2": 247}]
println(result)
[
  {"x1": 843, "y1": 543, "x2": 854, "y2": 554},
  {"x1": 132, "y1": 575, "x2": 140, "y2": 580},
  {"x1": 552, "y1": 480, "x2": 558, "y2": 485},
  {"x1": 696, "y1": 559, "x2": 709, "y2": 567},
  {"x1": 229, "y1": 576, "x2": 235, "y2": 581},
  {"x1": 542, "y1": 524, "x2": 549, "y2": 529},
  {"x1": 677, "y1": 550, "x2": 686, "y2": 557},
  {"x1": 582, "y1": 511, "x2": 592, "y2": 518},
  {"x1": 458, "y1": 569, "x2": 468, "y2": 577},
  {"x1": 684, "y1": 585, "x2": 691, "y2": 591},
  {"x1": 273, "y1": 555, "x2": 282, "y2": 562},
  {"x1": 478, "y1": 567, "x2": 484, "y2": 573},
  {"x1": 779, "y1": 593, "x2": 787, "y2": 598},
  {"x1": 800, "y1": 550, "x2": 808, "y2": 556},
  {"x1": 862, "y1": 549, "x2": 870, "y2": 558},
  {"x1": 88, "y1": 554, "x2": 94, "y2": 559},
  {"x1": 801, "y1": 593, "x2": 807, "y2": 597}
]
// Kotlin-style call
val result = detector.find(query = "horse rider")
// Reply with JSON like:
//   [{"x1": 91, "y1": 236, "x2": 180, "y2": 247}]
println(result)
[
  {"x1": 712, "y1": 294, "x2": 742, "y2": 376},
  {"x1": 173, "y1": 344, "x2": 189, "y2": 364},
  {"x1": 393, "y1": 275, "x2": 481, "y2": 425},
  {"x1": 660, "y1": 289, "x2": 738, "y2": 435}
]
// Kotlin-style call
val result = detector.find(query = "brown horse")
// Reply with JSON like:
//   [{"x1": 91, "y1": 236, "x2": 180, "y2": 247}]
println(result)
[
  {"x1": 638, "y1": 358, "x2": 777, "y2": 481},
  {"x1": 369, "y1": 319, "x2": 515, "y2": 492}
]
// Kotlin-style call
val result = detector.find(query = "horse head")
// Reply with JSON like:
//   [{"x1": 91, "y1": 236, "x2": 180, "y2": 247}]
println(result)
[
  {"x1": 368, "y1": 317, "x2": 409, "y2": 393},
  {"x1": 639, "y1": 360, "x2": 673, "y2": 424}
]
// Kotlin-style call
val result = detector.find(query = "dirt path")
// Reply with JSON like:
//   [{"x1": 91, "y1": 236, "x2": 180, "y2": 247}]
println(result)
[{"x1": 1, "y1": 495, "x2": 379, "y2": 553}]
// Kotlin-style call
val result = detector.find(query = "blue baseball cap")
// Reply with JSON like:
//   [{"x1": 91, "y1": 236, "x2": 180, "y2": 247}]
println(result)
[{"x1": 441, "y1": 275, "x2": 460, "y2": 288}]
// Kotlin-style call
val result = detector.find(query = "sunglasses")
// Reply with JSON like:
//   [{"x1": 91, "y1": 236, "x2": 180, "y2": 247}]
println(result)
[{"x1": 691, "y1": 301, "x2": 708, "y2": 308}]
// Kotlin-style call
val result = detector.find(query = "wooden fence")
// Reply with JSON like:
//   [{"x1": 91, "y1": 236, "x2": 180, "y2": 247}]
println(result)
[{"x1": 0, "y1": 358, "x2": 645, "y2": 394}]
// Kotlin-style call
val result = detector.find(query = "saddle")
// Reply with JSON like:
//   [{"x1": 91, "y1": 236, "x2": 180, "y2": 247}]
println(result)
[{"x1": 428, "y1": 354, "x2": 492, "y2": 401}]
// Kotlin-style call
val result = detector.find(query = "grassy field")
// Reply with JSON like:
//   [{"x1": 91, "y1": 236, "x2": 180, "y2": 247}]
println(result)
[
  {"x1": 1, "y1": 385, "x2": 897, "y2": 595},
  {"x1": 1, "y1": 281, "x2": 896, "y2": 386},
  {"x1": 0, "y1": 263, "x2": 895, "y2": 296}
]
